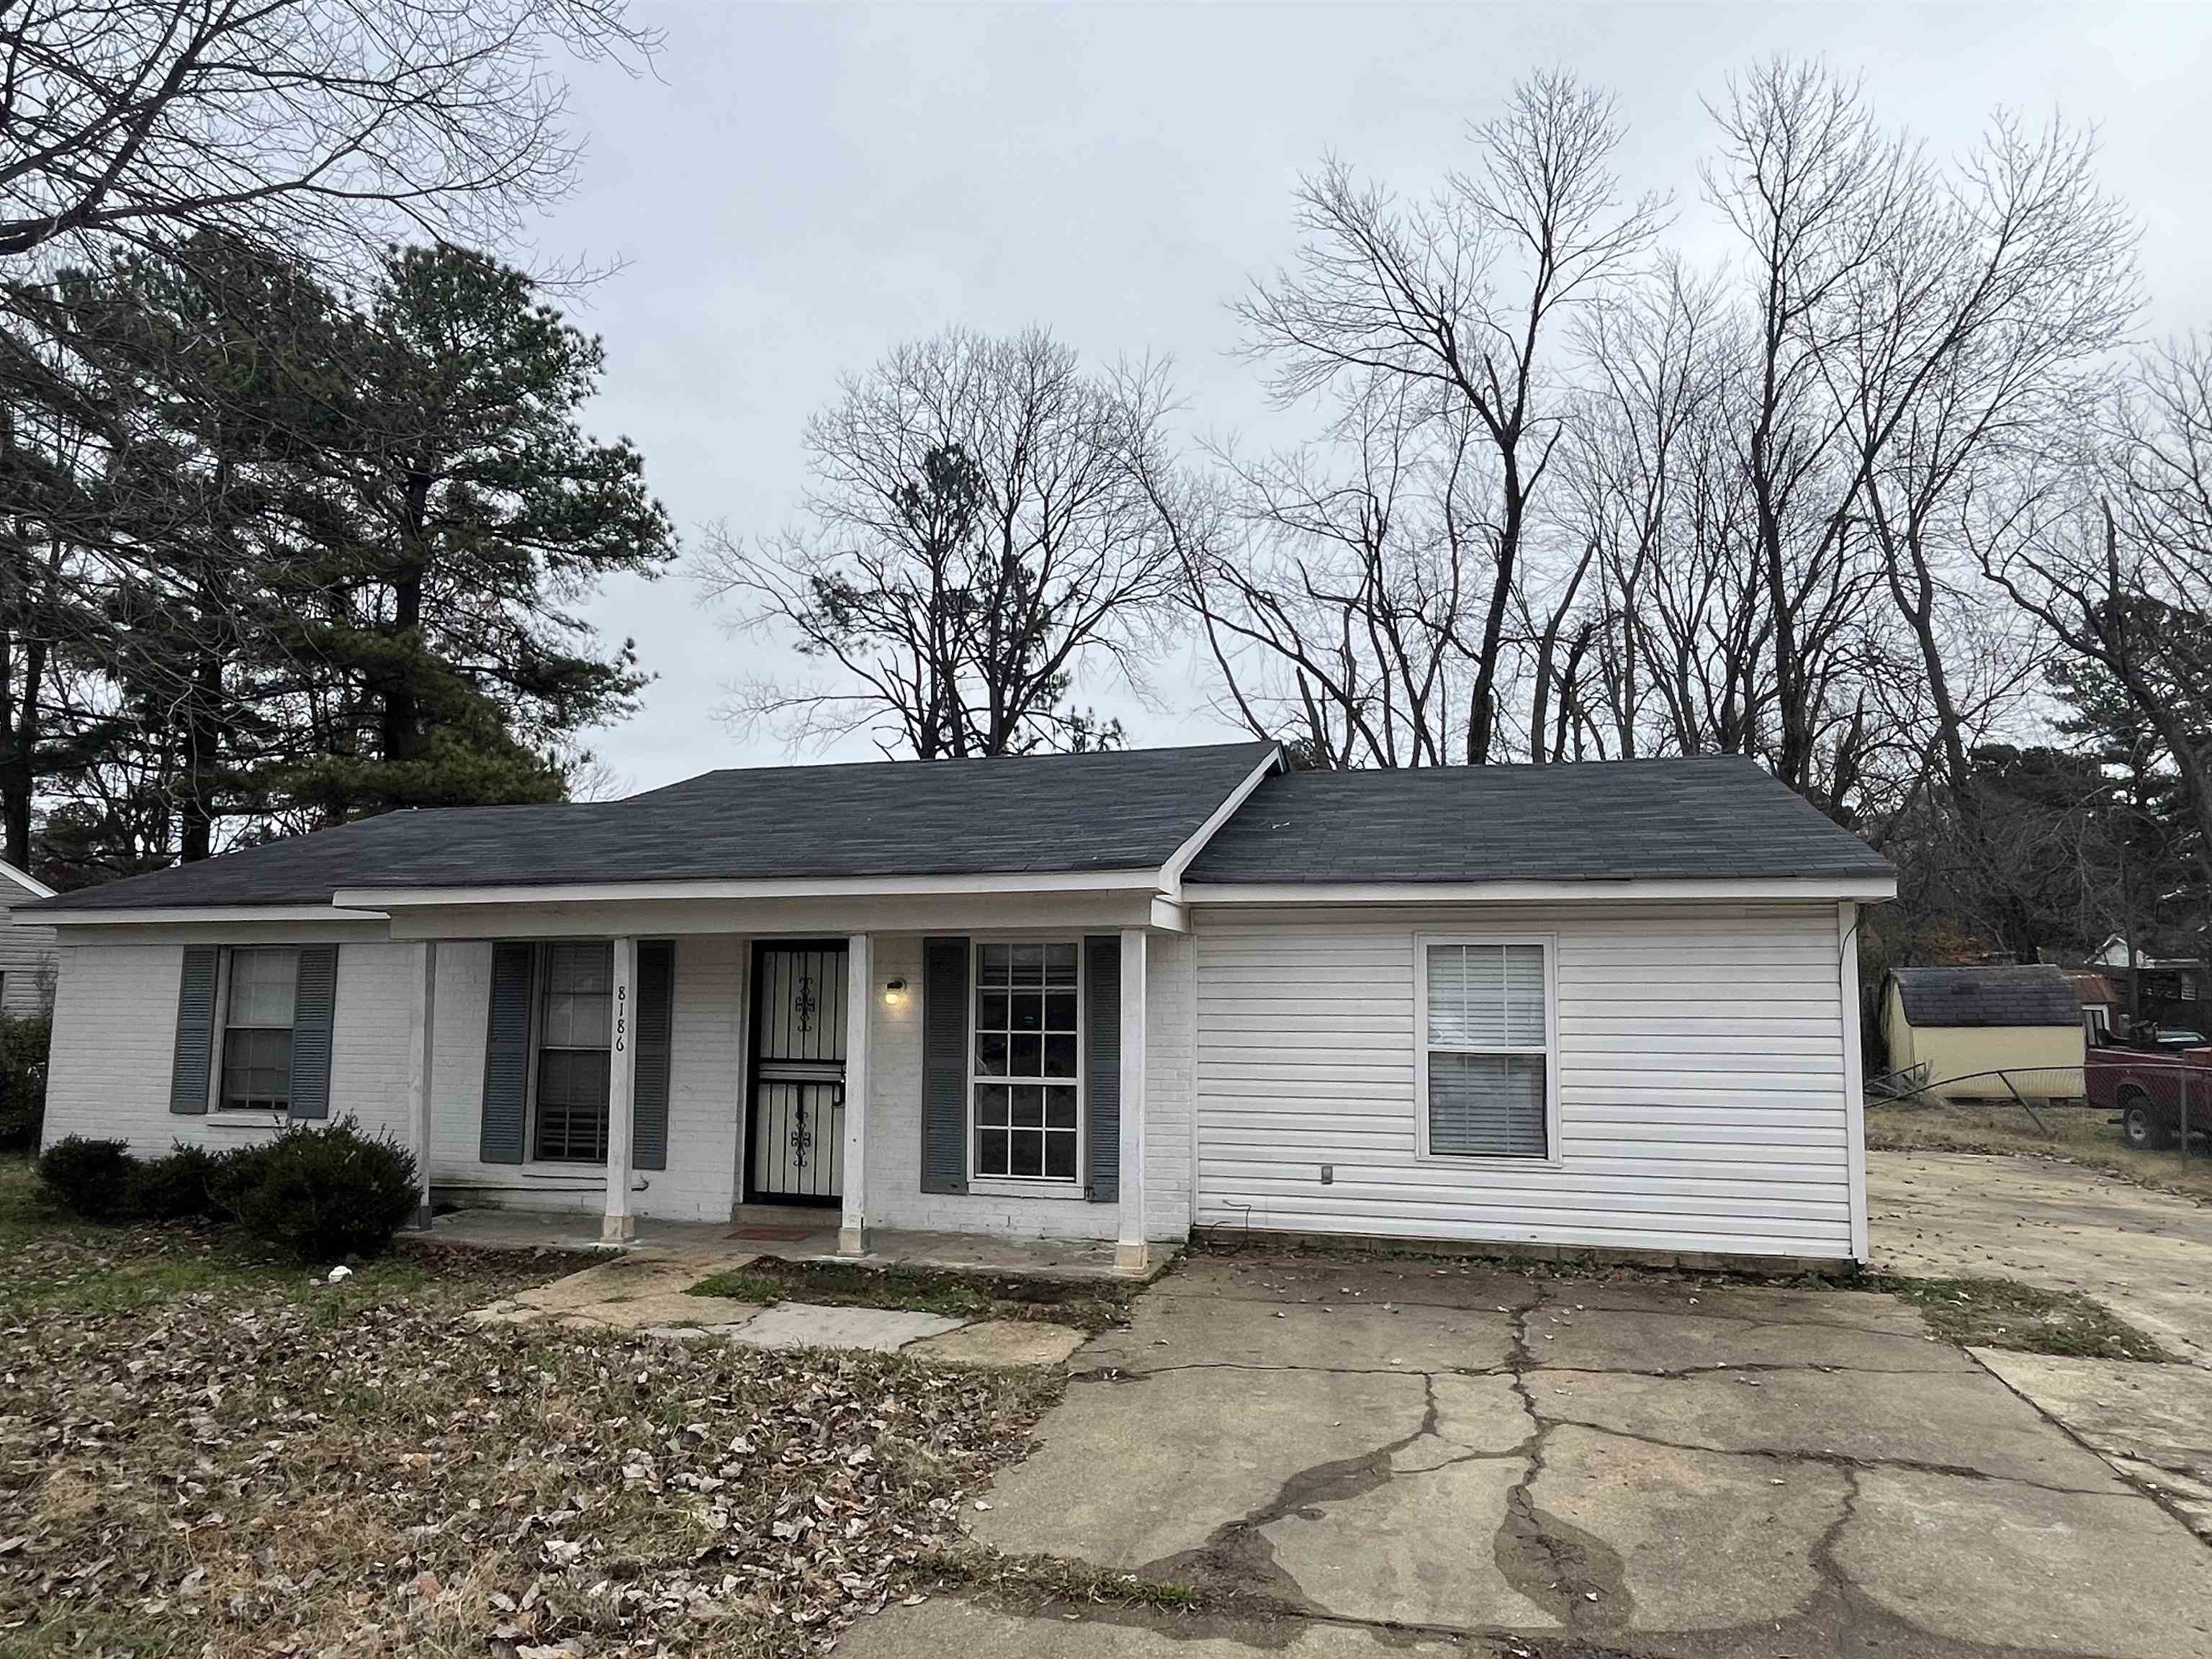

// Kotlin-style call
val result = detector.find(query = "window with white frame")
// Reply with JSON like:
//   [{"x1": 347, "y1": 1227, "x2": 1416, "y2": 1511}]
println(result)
[
  {"x1": 971, "y1": 942, "x2": 1081, "y2": 1182},
  {"x1": 534, "y1": 942, "x2": 613, "y2": 1162},
  {"x1": 1420, "y1": 938, "x2": 1552, "y2": 1159},
  {"x1": 220, "y1": 947, "x2": 299, "y2": 1112}
]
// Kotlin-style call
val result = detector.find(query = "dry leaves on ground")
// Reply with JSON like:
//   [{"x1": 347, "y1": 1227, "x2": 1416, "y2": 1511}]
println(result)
[{"x1": 0, "y1": 1229, "x2": 1059, "y2": 1658}]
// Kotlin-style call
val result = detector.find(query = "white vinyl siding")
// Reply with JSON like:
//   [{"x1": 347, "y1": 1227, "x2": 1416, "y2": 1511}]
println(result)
[{"x1": 1194, "y1": 902, "x2": 1856, "y2": 1259}]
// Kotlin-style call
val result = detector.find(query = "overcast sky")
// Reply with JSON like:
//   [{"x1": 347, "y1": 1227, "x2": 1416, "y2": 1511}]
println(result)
[{"x1": 536, "y1": 1, "x2": 2212, "y2": 793}]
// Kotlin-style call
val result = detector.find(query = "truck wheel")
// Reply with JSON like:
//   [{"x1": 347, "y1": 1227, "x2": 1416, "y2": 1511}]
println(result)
[{"x1": 2121, "y1": 1092, "x2": 2174, "y2": 1149}]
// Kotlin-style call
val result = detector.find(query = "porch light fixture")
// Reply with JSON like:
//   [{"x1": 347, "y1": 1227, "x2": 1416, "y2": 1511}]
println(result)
[{"x1": 883, "y1": 977, "x2": 909, "y2": 1006}]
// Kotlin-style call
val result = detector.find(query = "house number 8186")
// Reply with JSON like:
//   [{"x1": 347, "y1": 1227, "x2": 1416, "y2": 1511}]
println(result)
[{"x1": 615, "y1": 982, "x2": 627, "y2": 1053}]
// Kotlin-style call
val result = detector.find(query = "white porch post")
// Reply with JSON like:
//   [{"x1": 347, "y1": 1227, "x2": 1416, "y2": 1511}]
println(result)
[
  {"x1": 839, "y1": 932, "x2": 873, "y2": 1256},
  {"x1": 603, "y1": 935, "x2": 637, "y2": 1244},
  {"x1": 405, "y1": 941, "x2": 439, "y2": 1229},
  {"x1": 1116, "y1": 927, "x2": 1149, "y2": 1273}
]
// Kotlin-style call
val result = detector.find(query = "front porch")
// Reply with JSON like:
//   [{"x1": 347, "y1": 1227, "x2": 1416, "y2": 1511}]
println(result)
[
  {"x1": 420, "y1": 1201, "x2": 1149, "y2": 1281},
  {"x1": 390, "y1": 912, "x2": 1179, "y2": 1272}
]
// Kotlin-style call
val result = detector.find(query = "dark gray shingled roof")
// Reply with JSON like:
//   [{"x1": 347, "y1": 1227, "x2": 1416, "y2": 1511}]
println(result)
[
  {"x1": 1891, "y1": 966, "x2": 2082, "y2": 1029},
  {"x1": 1182, "y1": 755, "x2": 1892, "y2": 885},
  {"x1": 30, "y1": 742, "x2": 1278, "y2": 912}
]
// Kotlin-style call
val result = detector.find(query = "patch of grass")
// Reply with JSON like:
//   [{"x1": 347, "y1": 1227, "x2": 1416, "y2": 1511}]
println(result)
[
  {"x1": 1861, "y1": 1272, "x2": 2177, "y2": 1362},
  {"x1": 1864, "y1": 1100, "x2": 2212, "y2": 1201},
  {"x1": 689, "y1": 1257, "x2": 1138, "y2": 1334}
]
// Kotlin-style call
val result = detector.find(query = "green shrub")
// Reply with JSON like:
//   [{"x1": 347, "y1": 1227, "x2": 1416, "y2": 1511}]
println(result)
[
  {"x1": 127, "y1": 1143, "x2": 220, "y2": 1221},
  {"x1": 0, "y1": 1012, "x2": 52, "y2": 1151},
  {"x1": 36, "y1": 1135, "x2": 138, "y2": 1219},
  {"x1": 206, "y1": 1138, "x2": 275, "y2": 1223},
  {"x1": 222, "y1": 1117, "x2": 420, "y2": 1262}
]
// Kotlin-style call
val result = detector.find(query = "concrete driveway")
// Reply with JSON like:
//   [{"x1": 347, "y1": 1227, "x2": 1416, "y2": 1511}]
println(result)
[
  {"x1": 1869, "y1": 1149, "x2": 2212, "y2": 1364},
  {"x1": 842, "y1": 1251, "x2": 2212, "y2": 1659}
]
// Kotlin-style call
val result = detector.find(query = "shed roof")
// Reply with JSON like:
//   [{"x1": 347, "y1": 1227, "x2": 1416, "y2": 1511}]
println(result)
[
  {"x1": 1890, "y1": 966, "x2": 2082, "y2": 1029},
  {"x1": 1182, "y1": 755, "x2": 1892, "y2": 886}
]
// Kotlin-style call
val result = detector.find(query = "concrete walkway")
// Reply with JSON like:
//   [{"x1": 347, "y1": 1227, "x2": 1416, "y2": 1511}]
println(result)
[
  {"x1": 842, "y1": 1253, "x2": 2212, "y2": 1659},
  {"x1": 464, "y1": 1243, "x2": 1089, "y2": 1366}
]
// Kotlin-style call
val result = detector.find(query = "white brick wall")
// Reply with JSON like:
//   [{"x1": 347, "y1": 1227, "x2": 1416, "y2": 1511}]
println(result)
[
  {"x1": 424, "y1": 935, "x2": 745, "y2": 1222},
  {"x1": 45, "y1": 928, "x2": 1196, "y2": 1241},
  {"x1": 858, "y1": 933, "x2": 1191, "y2": 1243},
  {"x1": 44, "y1": 943, "x2": 186, "y2": 1152},
  {"x1": 1143, "y1": 931, "x2": 1195, "y2": 1238}
]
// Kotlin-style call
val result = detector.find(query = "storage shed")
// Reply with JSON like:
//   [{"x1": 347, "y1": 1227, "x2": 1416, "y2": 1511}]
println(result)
[{"x1": 1884, "y1": 966, "x2": 2085, "y2": 1101}]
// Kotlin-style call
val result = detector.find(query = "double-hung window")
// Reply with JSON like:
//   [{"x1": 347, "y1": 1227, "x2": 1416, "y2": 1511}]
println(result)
[
  {"x1": 971, "y1": 942, "x2": 1081, "y2": 1182},
  {"x1": 220, "y1": 947, "x2": 299, "y2": 1112},
  {"x1": 534, "y1": 942, "x2": 613, "y2": 1162},
  {"x1": 1418, "y1": 937, "x2": 1555, "y2": 1160}
]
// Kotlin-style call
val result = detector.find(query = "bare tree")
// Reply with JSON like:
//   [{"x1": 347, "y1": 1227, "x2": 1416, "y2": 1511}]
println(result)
[
  {"x1": 1224, "y1": 71, "x2": 1666, "y2": 764},
  {"x1": 696, "y1": 328, "x2": 1184, "y2": 757},
  {"x1": 1701, "y1": 59, "x2": 1926, "y2": 798},
  {"x1": 1982, "y1": 342, "x2": 2212, "y2": 889},
  {"x1": 0, "y1": 0, "x2": 655, "y2": 267}
]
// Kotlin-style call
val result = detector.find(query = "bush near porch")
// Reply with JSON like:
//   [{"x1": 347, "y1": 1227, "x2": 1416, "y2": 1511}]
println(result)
[
  {"x1": 34, "y1": 1117, "x2": 421, "y2": 1261},
  {"x1": 0, "y1": 1161, "x2": 1061, "y2": 1657}
]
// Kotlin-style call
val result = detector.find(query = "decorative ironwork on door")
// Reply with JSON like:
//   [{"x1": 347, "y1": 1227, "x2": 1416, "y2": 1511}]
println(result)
[{"x1": 747, "y1": 943, "x2": 848, "y2": 1203}]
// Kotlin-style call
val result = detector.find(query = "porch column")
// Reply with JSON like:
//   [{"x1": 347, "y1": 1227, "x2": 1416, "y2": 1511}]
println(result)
[
  {"x1": 603, "y1": 935, "x2": 637, "y2": 1244},
  {"x1": 1116, "y1": 927, "x2": 1149, "y2": 1273},
  {"x1": 405, "y1": 941, "x2": 439, "y2": 1230},
  {"x1": 839, "y1": 933, "x2": 873, "y2": 1256}
]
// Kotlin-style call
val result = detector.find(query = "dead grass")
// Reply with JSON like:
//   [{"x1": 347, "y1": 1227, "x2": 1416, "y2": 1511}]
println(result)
[
  {"x1": 688, "y1": 1258, "x2": 1138, "y2": 1334},
  {"x1": 1857, "y1": 1271, "x2": 2177, "y2": 1363},
  {"x1": 0, "y1": 1162, "x2": 1064, "y2": 1657},
  {"x1": 1864, "y1": 1100, "x2": 2212, "y2": 1201}
]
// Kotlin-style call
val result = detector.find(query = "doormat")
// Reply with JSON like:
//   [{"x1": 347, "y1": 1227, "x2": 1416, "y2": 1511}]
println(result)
[{"x1": 728, "y1": 1226, "x2": 820, "y2": 1242}]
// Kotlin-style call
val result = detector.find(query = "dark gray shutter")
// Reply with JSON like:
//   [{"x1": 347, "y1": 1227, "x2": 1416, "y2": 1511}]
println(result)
[
  {"x1": 480, "y1": 942, "x2": 534, "y2": 1164},
  {"x1": 168, "y1": 946, "x2": 218, "y2": 1115},
  {"x1": 920, "y1": 935, "x2": 968, "y2": 1195},
  {"x1": 633, "y1": 940, "x2": 673, "y2": 1171},
  {"x1": 1084, "y1": 934, "x2": 1120, "y2": 1203},
  {"x1": 286, "y1": 945, "x2": 338, "y2": 1120}
]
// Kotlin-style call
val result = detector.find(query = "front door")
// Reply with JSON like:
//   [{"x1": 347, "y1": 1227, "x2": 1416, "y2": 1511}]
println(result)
[{"x1": 745, "y1": 940, "x2": 848, "y2": 1205}]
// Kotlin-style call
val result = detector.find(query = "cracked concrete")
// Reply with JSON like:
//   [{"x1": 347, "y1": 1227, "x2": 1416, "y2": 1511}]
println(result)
[{"x1": 842, "y1": 1249, "x2": 2212, "y2": 1659}]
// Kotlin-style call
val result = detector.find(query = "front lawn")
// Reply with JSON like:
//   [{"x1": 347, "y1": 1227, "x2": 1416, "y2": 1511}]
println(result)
[{"x1": 0, "y1": 1163, "x2": 1060, "y2": 1657}]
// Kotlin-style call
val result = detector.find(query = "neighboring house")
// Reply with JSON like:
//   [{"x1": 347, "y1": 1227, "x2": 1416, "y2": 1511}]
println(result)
[
  {"x1": 2064, "y1": 971, "x2": 2126, "y2": 1043},
  {"x1": 2086, "y1": 934, "x2": 2208, "y2": 1027},
  {"x1": 27, "y1": 744, "x2": 1895, "y2": 1267},
  {"x1": 0, "y1": 857, "x2": 58, "y2": 1017},
  {"x1": 1884, "y1": 966, "x2": 2085, "y2": 1102}
]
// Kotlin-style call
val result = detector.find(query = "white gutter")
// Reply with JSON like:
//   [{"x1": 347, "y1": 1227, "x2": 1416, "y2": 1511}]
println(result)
[
  {"x1": 334, "y1": 866, "x2": 1173, "y2": 909},
  {"x1": 36, "y1": 904, "x2": 391, "y2": 925},
  {"x1": 1183, "y1": 876, "x2": 1898, "y2": 905}
]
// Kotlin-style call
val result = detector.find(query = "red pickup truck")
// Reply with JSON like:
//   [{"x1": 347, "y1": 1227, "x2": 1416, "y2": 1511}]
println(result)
[{"x1": 2085, "y1": 1030, "x2": 2212, "y2": 1148}]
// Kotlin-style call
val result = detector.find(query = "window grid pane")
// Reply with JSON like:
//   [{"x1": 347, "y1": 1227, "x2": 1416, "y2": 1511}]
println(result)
[
  {"x1": 220, "y1": 1025, "x2": 292, "y2": 1112},
  {"x1": 534, "y1": 943, "x2": 614, "y2": 1161},
  {"x1": 228, "y1": 948, "x2": 298, "y2": 1030},
  {"x1": 1429, "y1": 1053, "x2": 1547, "y2": 1159},
  {"x1": 973, "y1": 941, "x2": 1081, "y2": 1180},
  {"x1": 1427, "y1": 944, "x2": 1545, "y2": 1050}
]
